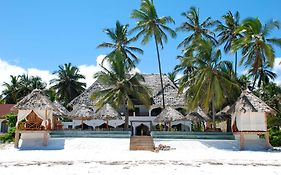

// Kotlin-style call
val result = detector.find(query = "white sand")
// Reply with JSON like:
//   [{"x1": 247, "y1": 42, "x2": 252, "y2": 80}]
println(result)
[{"x1": 0, "y1": 138, "x2": 281, "y2": 175}]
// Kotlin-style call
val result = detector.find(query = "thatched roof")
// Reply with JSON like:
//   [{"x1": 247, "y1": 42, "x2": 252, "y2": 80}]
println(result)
[
  {"x1": 154, "y1": 107, "x2": 185, "y2": 122},
  {"x1": 224, "y1": 89, "x2": 274, "y2": 114},
  {"x1": 96, "y1": 103, "x2": 121, "y2": 120},
  {"x1": 53, "y1": 101, "x2": 69, "y2": 117},
  {"x1": 186, "y1": 107, "x2": 210, "y2": 122},
  {"x1": 68, "y1": 80, "x2": 103, "y2": 107},
  {"x1": 68, "y1": 104, "x2": 97, "y2": 120},
  {"x1": 12, "y1": 89, "x2": 60, "y2": 112},
  {"x1": 68, "y1": 74, "x2": 185, "y2": 108},
  {"x1": 142, "y1": 74, "x2": 185, "y2": 107}
]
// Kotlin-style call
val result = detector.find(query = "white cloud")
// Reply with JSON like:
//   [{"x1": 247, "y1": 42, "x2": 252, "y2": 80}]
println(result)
[
  {"x1": 27, "y1": 68, "x2": 57, "y2": 87},
  {"x1": 273, "y1": 58, "x2": 281, "y2": 85},
  {"x1": 0, "y1": 58, "x2": 56, "y2": 92},
  {"x1": 0, "y1": 55, "x2": 143, "y2": 93},
  {"x1": 273, "y1": 57, "x2": 281, "y2": 72}
]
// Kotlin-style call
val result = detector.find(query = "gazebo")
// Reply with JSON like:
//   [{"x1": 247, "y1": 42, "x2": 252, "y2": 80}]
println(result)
[
  {"x1": 154, "y1": 106, "x2": 188, "y2": 131},
  {"x1": 96, "y1": 103, "x2": 121, "y2": 130},
  {"x1": 12, "y1": 89, "x2": 62, "y2": 148},
  {"x1": 68, "y1": 104, "x2": 97, "y2": 130},
  {"x1": 224, "y1": 89, "x2": 274, "y2": 150}
]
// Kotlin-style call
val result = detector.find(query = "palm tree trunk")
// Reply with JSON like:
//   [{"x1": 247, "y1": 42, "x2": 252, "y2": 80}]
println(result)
[
  {"x1": 252, "y1": 73, "x2": 258, "y2": 90},
  {"x1": 212, "y1": 97, "x2": 216, "y2": 129},
  {"x1": 234, "y1": 52, "x2": 238, "y2": 76},
  {"x1": 154, "y1": 34, "x2": 165, "y2": 109},
  {"x1": 124, "y1": 102, "x2": 129, "y2": 129}
]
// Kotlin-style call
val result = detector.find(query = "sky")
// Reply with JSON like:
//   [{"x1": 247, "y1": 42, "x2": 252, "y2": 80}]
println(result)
[{"x1": 0, "y1": 0, "x2": 281, "y2": 92}]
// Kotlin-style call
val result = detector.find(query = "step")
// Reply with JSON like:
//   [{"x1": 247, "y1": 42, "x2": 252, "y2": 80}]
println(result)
[{"x1": 130, "y1": 136, "x2": 155, "y2": 151}]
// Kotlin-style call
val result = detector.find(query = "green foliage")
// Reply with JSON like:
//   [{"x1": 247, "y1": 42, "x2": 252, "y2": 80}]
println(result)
[
  {"x1": 0, "y1": 113, "x2": 17, "y2": 143},
  {"x1": 268, "y1": 113, "x2": 281, "y2": 146},
  {"x1": 98, "y1": 20, "x2": 143, "y2": 69},
  {"x1": 92, "y1": 50, "x2": 151, "y2": 128},
  {"x1": 0, "y1": 127, "x2": 15, "y2": 143},
  {"x1": 2, "y1": 74, "x2": 46, "y2": 104},
  {"x1": 50, "y1": 63, "x2": 86, "y2": 106}
]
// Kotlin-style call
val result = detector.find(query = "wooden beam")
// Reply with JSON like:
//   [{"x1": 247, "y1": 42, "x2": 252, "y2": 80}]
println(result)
[
  {"x1": 239, "y1": 132, "x2": 245, "y2": 150},
  {"x1": 14, "y1": 132, "x2": 20, "y2": 148}
]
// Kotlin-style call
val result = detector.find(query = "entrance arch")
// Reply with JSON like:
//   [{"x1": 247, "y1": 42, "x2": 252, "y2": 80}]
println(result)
[{"x1": 135, "y1": 123, "x2": 150, "y2": 136}]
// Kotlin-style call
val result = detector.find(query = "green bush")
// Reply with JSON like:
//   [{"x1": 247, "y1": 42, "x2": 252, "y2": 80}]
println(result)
[
  {"x1": 0, "y1": 113, "x2": 17, "y2": 143},
  {"x1": 268, "y1": 113, "x2": 281, "y2": 147}
]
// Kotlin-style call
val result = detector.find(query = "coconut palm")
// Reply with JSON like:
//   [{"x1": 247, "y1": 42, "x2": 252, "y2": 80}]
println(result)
[
  {"x1": 216, "y1": 11, "x2": 242, "y2": 75},
  {"x1": 2, "y1": 75, "x2": 20, "y2": 103},
  {"x1": 232, "y1": 18, "x2": 281, "y2": 88},
  {"x1": 182, "y1": 39, "x2": 239, "y2": 128},
  {"x1": 177, "y1": 6, "x2": 218, "y2": 49},
  {"x1": 51, "y1": 63, "x2": 86, "y2": 106},
  {"x1": 18, "y1": 74, "x2": 46, "y2": 96},
  {"x1": 92, "y1": 51, "x2": 151, "y2": 128},
  {"x1": 238, "y1": 74, "x2": 251, "y2": 90},
  {"x1": 167, "y1": 71, "x2": 178, "y2": 87},
  {"x1": 98, "y1": 20, "x2": 143, "y2": 68},
  {"x1": 131, "y1": 0, "x2": 176, "y2": 108},
  {"x1": 249, "y1": 63, "x2": 277, "y2": 88}
]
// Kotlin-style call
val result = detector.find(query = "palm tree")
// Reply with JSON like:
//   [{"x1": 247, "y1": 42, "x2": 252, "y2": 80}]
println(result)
[
  {"x1": 2, "y1": 75, "x2": 20, "y2": 103},
  {"x1": 181, "y1": 39, "x2": 239, "y2": 128},
  {"x1": 92, "y1": 51, "x2": 151, "y2": 128},
  {"x1": 216, "y1": 11, "x2": 242, "y2": 75},
  {"x1": 51, "y1": 63, "x2": 86, "y2": 106},
  {"x1": 0, "y1": 95, "x2": 5, "y2": 104},
  {"x1": 249, "y1": 63, "x2": 277, "y2": 88},
  {"x1": 131, "y1": 0, "x2": 176, "y2": 108},
  {"x1": 232, "y1": 18, "x2": 281, "y2": 88},
  {"x1": 98, "y1": 20, "x2": 143, "y2": 68},
  {"x1": 29, "y1": 76, "x2": 46, "y2": 90},
  {"x1": 177, "y1": 6, "x2": 218, "y2": 49},
  {"x1": 238, "y1": 74, "x2": 251, "y2": 90},
  {"x1": 167, "y1": 71, "x2": 178, "y2": 87},
  {"x1": 17, "y1": 74, "x2": 46, "y2": 96}
]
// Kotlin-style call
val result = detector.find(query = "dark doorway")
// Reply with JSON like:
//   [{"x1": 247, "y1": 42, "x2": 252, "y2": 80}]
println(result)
[
  {"x1": 135, "y1": 123, "x2": 150, "y2": 136},
  {"x1": 1, "y1": 120, "x2": 8, "y2": 133},
  {"x1": 151, "y1": 107, "x2": 162, "y2": 116}
]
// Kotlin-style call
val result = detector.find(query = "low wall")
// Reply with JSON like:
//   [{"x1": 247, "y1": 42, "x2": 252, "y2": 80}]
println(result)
[
  {"x1": 151, "y1": 131, "x2": 235, "y2": 140},
  {"x1": 51, "y1": 130, "x2": 131, "y2": 138}
]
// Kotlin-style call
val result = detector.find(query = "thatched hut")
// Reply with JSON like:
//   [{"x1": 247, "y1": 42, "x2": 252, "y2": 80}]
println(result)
[
  {"x1": 96, "y1": 103, "x2": 121, "y2": 129},
  {"x1": 12, "y1": 89, "x2": 64, "y2": 148},
  {"x1": 222, "y1": 89, "x2": 274, "y2": 149}
]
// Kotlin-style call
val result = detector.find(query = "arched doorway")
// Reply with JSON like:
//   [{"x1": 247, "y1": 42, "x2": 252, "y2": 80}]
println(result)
[
  {"x1": 135, "y1": 123, "x2": 150, "y2": 136},
  {"x1": 1, "y1": 120, "x2": 8, "y2": 133}
]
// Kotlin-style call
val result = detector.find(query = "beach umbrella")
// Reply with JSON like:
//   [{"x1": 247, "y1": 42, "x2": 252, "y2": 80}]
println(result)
[
  {"x1": 53, "y1": 101, "x2": 69, "y2": 117},
  {"x1": 154, "y1": 107, "x2": 185, "y2": 130},
  {"x1": 68, "y1": 104, "x2": 97, "y2": 130},
  {"x1": 96, "y1": 103, "x2": 121, "y2": 129}
]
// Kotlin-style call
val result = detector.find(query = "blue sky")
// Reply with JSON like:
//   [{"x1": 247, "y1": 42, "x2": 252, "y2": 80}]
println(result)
[{"x1": 0, "y1": 0, "x2": 281, "y2": 90}]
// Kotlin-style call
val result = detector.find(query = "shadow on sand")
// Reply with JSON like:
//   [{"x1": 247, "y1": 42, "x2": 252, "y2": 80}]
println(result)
[
  {"x1": 199, "y1": 139, "x2": 281, "y2": 152},
  {"x1": 19, "y1": 138, "x2": 65, "y2": 151}
]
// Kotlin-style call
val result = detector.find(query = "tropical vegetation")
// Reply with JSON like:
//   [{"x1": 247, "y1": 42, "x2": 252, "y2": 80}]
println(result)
[
  {"x1": 50, "y1": 63, "x2": 86, "y2": 106},
  {"x1": 91, "y1": 51, "x2": 151, "y2": 128},
  {"x1": 131, "y1": 0, "x2": 176, "y2": 108},
  {"x1": 98, "y1": 20, "x2": 143, "y2": 68},
  {"x1": 0, "y1": 2, "x2": 280, "y2": 145}
]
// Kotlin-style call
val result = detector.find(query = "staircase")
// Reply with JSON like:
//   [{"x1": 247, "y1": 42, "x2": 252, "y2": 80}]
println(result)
[{"x1": 130, "y1": 136, "x2": 155, "y2": 151}]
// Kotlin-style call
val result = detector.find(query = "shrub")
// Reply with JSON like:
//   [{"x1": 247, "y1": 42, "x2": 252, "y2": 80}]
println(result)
[
  {"x1": 0, "y1": 113, "x2": 17, "y2": 143},
  {"x1": 268, "y1": 113, "x2": 281, "y2": 147}
]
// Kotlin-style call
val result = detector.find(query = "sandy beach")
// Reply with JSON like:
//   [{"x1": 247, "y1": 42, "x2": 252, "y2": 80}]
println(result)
[{"x1": 0, "y1": 138, "x2": 280, "y2": 175}]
